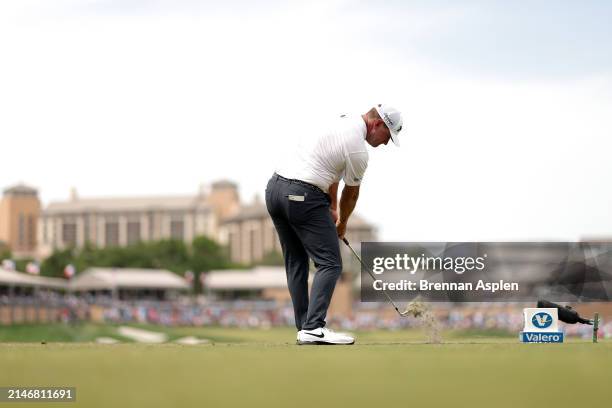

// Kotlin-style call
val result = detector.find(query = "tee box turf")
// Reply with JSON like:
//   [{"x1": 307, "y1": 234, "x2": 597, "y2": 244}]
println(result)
[{"x1": 520, "y1": 308, "x2": 564, "y2": 343}]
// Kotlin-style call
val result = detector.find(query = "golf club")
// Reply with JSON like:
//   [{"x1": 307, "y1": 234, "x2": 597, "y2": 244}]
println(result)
[{"x1": 342, "y1": 237, "x2": 412, "y2": 317}]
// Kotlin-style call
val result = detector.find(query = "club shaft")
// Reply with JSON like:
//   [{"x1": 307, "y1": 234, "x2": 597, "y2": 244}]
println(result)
[{"x1": 343, "y1": 238, "x2": 403, "y2": 315}]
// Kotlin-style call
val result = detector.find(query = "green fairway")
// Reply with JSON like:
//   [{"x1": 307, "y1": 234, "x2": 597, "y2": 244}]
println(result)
[
  {"x1": 0, "y1": 323, "x2": 515, "y2": 344},
  {"x1": 0, "y1": 326, "x2": 610, "y2": 408}
]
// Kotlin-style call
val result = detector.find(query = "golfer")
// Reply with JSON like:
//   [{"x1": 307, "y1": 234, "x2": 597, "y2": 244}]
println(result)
[{"x1": 265, "y1": 104, "x2": 403, "y2": 345}]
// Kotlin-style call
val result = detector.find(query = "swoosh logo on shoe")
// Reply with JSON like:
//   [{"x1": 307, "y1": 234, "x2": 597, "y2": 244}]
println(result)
[{"x1": 305, "y1": 331, "x2": 325, "y2": 338}]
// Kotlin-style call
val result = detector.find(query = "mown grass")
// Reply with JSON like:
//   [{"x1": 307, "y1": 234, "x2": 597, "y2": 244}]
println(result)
[
  {"x1": 0, "y1": 324, "x2": 609, "y2": 408},
  {"x1": 0, "y1": 323, "x2": 519, "y2": 344},
  {"x1": 0, "y1": 340, "x2": 609, "y2": 408}
]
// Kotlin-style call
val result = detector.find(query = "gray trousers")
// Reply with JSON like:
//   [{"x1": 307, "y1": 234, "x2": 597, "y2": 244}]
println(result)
[{"x1": 265, "y1": 174, "x2": 342, "y2": 330}]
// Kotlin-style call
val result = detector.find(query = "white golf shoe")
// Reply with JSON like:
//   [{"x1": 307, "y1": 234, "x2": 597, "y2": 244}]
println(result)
[{"x1": 297, "y1": 327, "x2": 355, "y2": 345}]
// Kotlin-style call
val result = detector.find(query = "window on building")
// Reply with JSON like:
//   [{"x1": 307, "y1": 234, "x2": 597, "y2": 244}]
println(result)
[
  {"x1": 27, "y1": 215, "x2": 35, "y2": 247},
  {"x1": 250, "y1": 228, "x2": 257, "y2": 263},
  {"x1": 229, "y1": 231, "x2": 237, "y2": 262},
  {"x1": 105, "y1": 222, "x2": 119, "y2": 247},
  {"x1": 148, "y1": 213, "x2": 155, "y2": 240},
  {"x1": 62, "y1": 222, "x2": 77, "y2": 246},
  {"x1": 81, "y1": 216, "x2": 88, "y2": 244},
  {"x1": 18, "y1": 213, "x2": 25, "y2": 247},
  {"x1": 170, "y1": 220, "x2": 184, "y2": 240},
  {"x1": 127, "y1": 221, "x2": 141, "y2": 245},
  {"x1": 41, "y1": 217, "x2": 47, "y2": 244}
]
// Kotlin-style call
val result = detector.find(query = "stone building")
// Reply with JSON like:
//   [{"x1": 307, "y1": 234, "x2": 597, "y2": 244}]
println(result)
[
  {"x1": 37, "y1": 181, "x2": 240, "y2": 257},
  {"x1": 219, "y1": 196, "x2": 377, "y2": 269},
  {"x1": 0, "y1": 184, "x2": 41, "y2": 258},
  {"x1": 218, "y1": 196, "x2": 281, "y2": 265}
]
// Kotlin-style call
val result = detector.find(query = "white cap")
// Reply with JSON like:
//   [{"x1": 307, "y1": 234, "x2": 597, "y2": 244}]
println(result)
[{"x1": 374, "y1": 104, "x2": 403, "y2": 146}]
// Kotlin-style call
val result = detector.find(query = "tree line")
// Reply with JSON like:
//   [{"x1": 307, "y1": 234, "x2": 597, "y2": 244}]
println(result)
[{"x1": 1, "y1": 237, "x2": 284, "y2": 292}]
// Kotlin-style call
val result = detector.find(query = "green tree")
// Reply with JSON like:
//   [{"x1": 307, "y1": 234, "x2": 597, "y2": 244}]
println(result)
[
  {"x1": 0, "y1": 240, "x2": 11, "y2": 261},
  {"x1": 190, "y1": 236, "x2": 233, "y2": 292},
  {"x1": 15, "y1": 258, "x2": 35, "y2": 273},
  {"x1": 149, "y1": 239, "x2": 190, "y2": 273},
  {"x1": 256, "y1": 250, "x2": 284, "y2": 266},
  {"x1": 190, "y1": 236, "x2": 229, "y2": 272},
  {"x1": 37, "y1": 237, "x2": 236, "y2": 286},
  {"x1": 40, "y1": 248, "x2": 75, "y2": 277}
]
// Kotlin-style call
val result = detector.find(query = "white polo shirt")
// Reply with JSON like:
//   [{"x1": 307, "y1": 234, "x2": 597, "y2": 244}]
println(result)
[{"x1": 276, "y1": 115, "x2": 369, "y2": 193}]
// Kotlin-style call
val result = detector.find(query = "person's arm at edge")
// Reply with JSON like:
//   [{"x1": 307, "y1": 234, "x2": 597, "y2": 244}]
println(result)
[
  {"x1": 328, "y1": 181, "x2": 339, "y2": 223},
  {"x1": 336, "y1": 184, "x2": 360, "y2": 239}
]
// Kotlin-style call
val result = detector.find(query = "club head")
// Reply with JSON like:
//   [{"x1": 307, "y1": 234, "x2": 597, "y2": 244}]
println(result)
[{"x1": 396, "y1": 307, "x2": 412, "y2": 317}]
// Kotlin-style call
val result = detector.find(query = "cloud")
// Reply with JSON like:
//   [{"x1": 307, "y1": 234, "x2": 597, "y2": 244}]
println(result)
[{"x1": 1, "y1": 0, "x2": 610, "y2": 241}]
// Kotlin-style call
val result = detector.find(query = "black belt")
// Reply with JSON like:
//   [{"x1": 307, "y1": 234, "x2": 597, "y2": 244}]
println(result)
[{"x1": 273, "y1": 173, "x2": 327, "y2": 195}]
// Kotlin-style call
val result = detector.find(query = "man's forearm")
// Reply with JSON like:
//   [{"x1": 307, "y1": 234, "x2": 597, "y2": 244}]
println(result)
[
  {"x1": 339, "y1": 185, "x2": 359, "y2": 223},
  {"x1": 328, "y1": 182, "x2": 339, "y2": 210}
]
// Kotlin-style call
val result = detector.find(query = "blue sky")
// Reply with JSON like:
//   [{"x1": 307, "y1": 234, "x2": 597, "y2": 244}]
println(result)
[{"x1": 1, "y1": 1, "x2": 611, "y2": 241}]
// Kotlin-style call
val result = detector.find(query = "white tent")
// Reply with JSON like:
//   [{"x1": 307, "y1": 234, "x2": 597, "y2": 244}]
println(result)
[
  {"x1": 205, "y1": 266, "x2": 288, "y2": 290},
  {"x1": 0, "y1": 267, "x2": 67, "y2": 289},
  {"x1": 69, "y1": 267, "x2": 190, "y2": 291}
]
